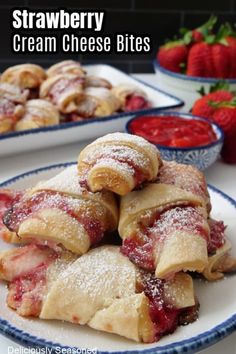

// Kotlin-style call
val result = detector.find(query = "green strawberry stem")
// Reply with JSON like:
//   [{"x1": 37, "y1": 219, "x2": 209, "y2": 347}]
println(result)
[{"x1": 208, "y1": 98, "x2": 236, "y2": 108}]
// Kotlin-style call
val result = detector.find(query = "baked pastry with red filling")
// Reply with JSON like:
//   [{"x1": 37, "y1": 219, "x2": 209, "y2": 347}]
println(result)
[
  {"x1": 1, "y1": 64, "x2": 46, "y2": 98},
  {"x1": 0, "y1": 83, "x2": 28, "y2": 133},
  {"x1": 40, "y1": 74, "x2": 84, "y2": 114},
  {"x1": 112, "y1": 84, "x2": 150, "y2": 112},
  {"x1": 47, "y1": 60, "x2": 86, "y2": 78},
  {"x1": 73, "y1": 87, "x2": 120, "y2": 120},
  {"x1": 157, "y1": 161, "x2": 211, "y2": 213},
  {"x1": 0, "y1": 245, "x2": 198, "y2": 343},
  {"x1": 203, "y1": 218, "x2": 236, "y2": 280},
  {"x1": 78, "y1": 132, "x2": 161, "y2": 195},
  {"x1": 119, "y1": 183, "x2": 210, "y2": 278},
  {"x1": 15, "y1": 99, "x2": 60, "y2": 131},
  {"x1": 84, "y1": 76, "x2": 112, "y2": 89},
  {"x1": 2, "y1": 165, "x2": 118, "y2": 254}
]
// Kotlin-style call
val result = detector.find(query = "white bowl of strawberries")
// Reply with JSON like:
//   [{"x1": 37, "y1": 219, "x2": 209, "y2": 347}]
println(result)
[
  {"x1": 154, "y1": 17, "x2": 236, "y2": 110},
  {"x1": 191, "y1": 82, "x2": 236, "y2": 164}
]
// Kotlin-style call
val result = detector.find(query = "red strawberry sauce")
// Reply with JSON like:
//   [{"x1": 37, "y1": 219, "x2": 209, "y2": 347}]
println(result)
[
  {"x1": 129, "y1": 115, "x2": 217, "y2": 148},
  {"x1": 3, "y1": 190, "x2": 103, "y2": 245}
]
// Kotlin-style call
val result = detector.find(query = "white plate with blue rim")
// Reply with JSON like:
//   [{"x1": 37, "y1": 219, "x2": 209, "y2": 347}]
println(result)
[
  {"x1": 0, "y1": 64, "x2": 183, "y2": 157},
  {"x1": 0, "y1": 163, "x2": 235, "y2": 354}
]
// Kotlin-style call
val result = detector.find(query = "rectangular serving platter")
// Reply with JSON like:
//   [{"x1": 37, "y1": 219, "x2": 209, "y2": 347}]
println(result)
[{"x1": 0, "y1": 64, "x2": 184, "y2": 156}]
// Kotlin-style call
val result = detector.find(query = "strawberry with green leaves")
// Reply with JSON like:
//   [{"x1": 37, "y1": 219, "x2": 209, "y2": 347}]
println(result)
[
  {"x1": 157, "y1": 16, "x2": 217, "y2": 74},
  {"x1": 157, "y1": 40, "x2": 188, "y2": 73},
  {"x1": 192, "y1": 82, "x2": 234, "y2": 118},
  {"x1": 187, "y1": 23, "x2": 236, "y2": 78}
]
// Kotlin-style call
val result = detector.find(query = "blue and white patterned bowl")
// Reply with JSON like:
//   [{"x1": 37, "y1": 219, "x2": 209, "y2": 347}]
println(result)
[{"x1": 126, "y1": 111, "x2": 224, "y2": 170}]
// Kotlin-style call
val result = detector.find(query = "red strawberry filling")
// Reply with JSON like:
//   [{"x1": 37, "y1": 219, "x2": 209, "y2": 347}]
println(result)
[
  {"x1": 121, "y1": 205, "x2": 208, "y2": 271},
  {"x1": 129, "y1": 115, "x2": 217, "y2": 148},
  {"x1": 140, "y1": 272, "x2": 198, "y2": 341},
  {"x1": 124, "y1": 94, "x2": 150, "y2": 112},
  {"x1": 0, "y1": 99, "x2": 17, "y2": 119},
  {"x1": 87, "y1": 146, "x2": 149, "y2": 188},
  {"x1": 49, "y1": 77, "x2": 84, "y2": 106},
  {"x1": 3, "y1": 190, "x2": 104, "y2": 245},
  {"x1": 0, "y1": 190, "x2": 23, "y2": 241},
  {"x1": 207, "y1": 219, "x2": 226, "y2": 254},
  {"x1": 4, "y1": 244, "x2": 58, "y2": 316}
]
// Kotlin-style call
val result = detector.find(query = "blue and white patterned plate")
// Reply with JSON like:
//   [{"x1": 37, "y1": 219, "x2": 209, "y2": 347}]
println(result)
[{"x1": 0, "y1": 163, "x2": 235, "y2": 354}]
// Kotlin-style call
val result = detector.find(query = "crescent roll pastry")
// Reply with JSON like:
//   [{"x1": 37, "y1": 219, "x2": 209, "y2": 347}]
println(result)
[
  {"x1": 3, "y1": 166, "x2": 118, "y2": 254},
  {"x1": 0, "y1": 82, "x2": 29, "y2": 104},
  {"x1": 40, "y1": 74, "x2": 84, "y2": 113},
  {"x1": 203, "y1": 219, "x2": 236, "y2": 280},
  {"x1": 157, "y1": 161, "x2": 211, "y2": 213},
  {"x1": 47, "y1": 60, "x2": 86, "y2": 78},
  {"x1": 0, "y1": 82, "x2": 28, "y2": 133},
  {"x1": 85, "y1": 76, "x2": 112, "y2": 89},
  {"x1": 112, "y1": 84, "x2": 150, "y2": 111},
  {"x1": 75, "y1": 87, "x2": 120, "y2": 119},
  {"x1": 0, "y1": 98, "x2": 25, "y2": 133},
  {"x1": 78, "y1": 132, "x2": 161, "y2": 195},
  {"x1": 0, "y1": 245, "x2": 198, "y2": 342},
  {"x1": 119, "y1": 183, "x2": 210, "y2": 278},
  {"x1": 1, "y1": 64, "x2": 46, "y2": 90},
  {"x1": 15, "y1": 99, "x2": 60, "y2": 131},
  {"x1": 0, "y1": 244, "x2": 76, "y2": 317}
]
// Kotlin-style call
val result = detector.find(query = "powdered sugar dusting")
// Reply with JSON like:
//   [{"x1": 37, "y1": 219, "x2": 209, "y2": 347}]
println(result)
[
  {"x1": 35, "y1": 166, "x2": 95, "y2": 197},
  {"x1": 57, "y1": 246, "x2": 136, "y2": 302},
  {"x1": 158, "y1": 161, "x2": 210, "y2": 206},
  {"x1": 90, "y1": 132, "x2": 159, "y2": 156},
  {"x1": 85, "y1": 144, "x2": 149, "y2": 167}
]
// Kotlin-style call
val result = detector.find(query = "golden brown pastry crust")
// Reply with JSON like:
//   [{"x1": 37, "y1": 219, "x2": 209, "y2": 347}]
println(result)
[
  {"x1": 15, "y1": 99, "x2": 60, "y2": 131},
  {"x1": 76, "y1": 87, "x2": 120, "y2": 118},
  {"x1": 119, "y1": 183, "x2": 209, "y2": 278},
  {"x1": 112, "y1": 83, "x2": 148, "y2": 109},
  {"x1": 85, "y1": 76, "x2": 112, "y2": 89},
  {"x1": 40, "y1": 74, "x2": 84, "y2": 113},
  {"x1": 40, "y1": 246, "x2": 195, "y2": 342},
  {"x1": 4, "y1": 166, "x2": 118, "y2": 255},
  {"x1": 157, "y1": 161, "x2": 211, "y2": 213},
  {"x1": 78, "y1": 132, "x2": 161, "y2": 196},
  {"x1": 47, "y1": 60, "x2": 86, "y2": 78},
  {"x1": 1, "y1": 64, "x2": 46, "y2": 89}
]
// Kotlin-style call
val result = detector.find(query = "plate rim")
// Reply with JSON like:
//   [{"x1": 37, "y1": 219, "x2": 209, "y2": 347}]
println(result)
[
  {"x1": 0, "y1": 162, "x2": 235, "y2": 354},
  {"x1": 0, "y1": 64, "x2": 184, "y2": 141}
]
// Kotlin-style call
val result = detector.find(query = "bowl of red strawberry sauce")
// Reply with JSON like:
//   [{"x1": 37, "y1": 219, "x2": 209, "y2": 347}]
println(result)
[{"x1": 126, "y1": 111, "x2": 224, "y2": 170}]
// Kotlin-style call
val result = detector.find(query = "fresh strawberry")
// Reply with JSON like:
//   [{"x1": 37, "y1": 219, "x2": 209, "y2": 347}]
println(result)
[
  {"x1": 180, "y1": 15, "x2": 217, "y2": 45},
  {"x1": 211, "y1": 43, "x2": 231, "y2": 78},
  {"x1": 192, "y1": 90, "x2": 233, "y2": 118},
  {"x1": 226, "y1": 36, "x2": 236, "y2": 78},
  {"x1": 157, "y1": 40, "x2": 188, "y2": 73},
  {"x1": 187, "y1": 42, "x2": 214, "y2": 77},
  {"x1": 211, "y1": 103, "x2": 236, "y2": 163}
]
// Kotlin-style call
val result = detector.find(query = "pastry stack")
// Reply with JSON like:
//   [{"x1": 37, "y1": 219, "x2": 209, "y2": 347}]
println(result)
[
  {"x1": 0, "y1": 61, "x2": 150, "y2": 133},
  {"x1": 0, "y1": 132, "x2": 235, "y2": 343}
]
